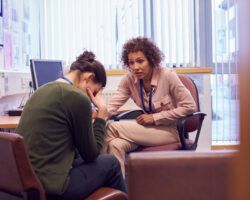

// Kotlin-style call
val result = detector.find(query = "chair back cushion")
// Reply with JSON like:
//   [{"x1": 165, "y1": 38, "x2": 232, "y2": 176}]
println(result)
[
  {"x1": 128, "y1": 151, "x2": 235, "y2": 200},
  {"x1": 0, "y1": 132, "x2": 46, "y2": 200},
  {"x1": 0, "y1": 132, "x2": 23, "y2": 195},
  {"x1": 178, "y1": 74, "x2": 200, "y2": 132}
]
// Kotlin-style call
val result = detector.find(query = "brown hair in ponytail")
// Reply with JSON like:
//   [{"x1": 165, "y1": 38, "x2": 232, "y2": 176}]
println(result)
[{"x1": 70, "y1": 51, "x2": 107, "y2": 87}]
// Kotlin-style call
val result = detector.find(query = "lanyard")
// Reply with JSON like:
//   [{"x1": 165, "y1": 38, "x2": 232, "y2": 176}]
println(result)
[
  {"x1": 140, "y1": 79, "x2": 153, "y2": 114},
  {"x1": 61, "y1": 76, "x2": 73, "y2": 85}
]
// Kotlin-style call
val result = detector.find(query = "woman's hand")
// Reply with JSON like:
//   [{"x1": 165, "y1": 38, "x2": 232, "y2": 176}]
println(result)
[
  {"x1": 86, "y1": 88, "x2": 106, "y2": 109},
  {"x1": 91, "y1": 108, "x2": 98, "y2": 119},
  {"x1": 136, "y1": 114, "x2": 155, "y2": 126},
  {"x1": 87, "y1": 88, "x2": 108, "y2": 120}
]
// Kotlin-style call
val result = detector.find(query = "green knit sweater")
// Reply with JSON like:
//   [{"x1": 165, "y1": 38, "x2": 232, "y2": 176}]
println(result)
[{"x1": 16, "y1": 82, "x2": 106, "y2": 195}]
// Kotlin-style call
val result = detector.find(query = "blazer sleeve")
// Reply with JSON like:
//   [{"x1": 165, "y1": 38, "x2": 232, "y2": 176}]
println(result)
[
  {"x1": 107, "y1": 75, "x2": 131, "y2": 117},
  {"x1": 152, "y1": 71, "x2": 197, "y2": 125}
]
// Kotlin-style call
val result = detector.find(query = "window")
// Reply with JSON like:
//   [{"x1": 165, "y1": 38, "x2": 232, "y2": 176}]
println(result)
[
  {"x1": 41, "y1": 0, "x2": 195, "y2": 69},
  {"x1": 152, "y1": 0, "x2": 195, "y2": 67},
  {"x1": 41, "y1": 0, "x2": 138, "y2": 69},
  {"x1": 210, "y1": 0, "x2": 239, "y2": 144}
]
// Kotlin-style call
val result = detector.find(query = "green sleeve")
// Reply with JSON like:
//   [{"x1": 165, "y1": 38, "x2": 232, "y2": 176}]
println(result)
[{"x1": 64, "y1": 91, "x2": 106, "y2": 162}]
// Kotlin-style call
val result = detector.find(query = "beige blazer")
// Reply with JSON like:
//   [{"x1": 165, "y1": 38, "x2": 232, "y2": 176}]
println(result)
[{"x1": 107, "y1": 67, "x2": 197, "y2": 126}]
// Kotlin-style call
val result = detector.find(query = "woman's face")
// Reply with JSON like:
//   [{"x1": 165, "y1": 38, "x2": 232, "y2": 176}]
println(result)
[
  {"x1": 128, "y1": 51, "x2": 152, "y2": 80},
  {"x1": 78, "y1": 72, "x2": 102, "y2": 96}
]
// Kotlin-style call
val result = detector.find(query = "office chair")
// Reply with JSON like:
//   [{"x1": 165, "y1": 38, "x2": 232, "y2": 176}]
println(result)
[
  {"x1": 0, "y1": 132, "x2": 127, "y2": 200},
  {"x1": 112, "y1": 74, "x2": 206, "y2": 151}
]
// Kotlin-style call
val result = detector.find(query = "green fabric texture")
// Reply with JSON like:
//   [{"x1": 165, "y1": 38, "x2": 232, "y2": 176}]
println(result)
[{"x1": 16, "y1": 82, "x2": 106, "y2": 195}]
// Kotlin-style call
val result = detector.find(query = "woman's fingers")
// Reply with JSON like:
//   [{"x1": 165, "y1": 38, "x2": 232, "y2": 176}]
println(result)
[
  {"x1": 86, "y1": 87, "x2": 94, "y2": 100},
  {"x1": 86, "y1": 87, "x2": 106, "y2": 110},
  {"x1": 136, "y1": 114, "x2": 154, "y2": 126}
]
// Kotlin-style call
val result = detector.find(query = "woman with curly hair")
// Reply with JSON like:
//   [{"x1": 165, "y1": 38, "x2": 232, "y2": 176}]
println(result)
[
  {"x1": 104, "y1": 37, "x2": 197, "y2": 176},
  {"x1": 17, "y1": 51, "x2": 126, "y2": 199}
]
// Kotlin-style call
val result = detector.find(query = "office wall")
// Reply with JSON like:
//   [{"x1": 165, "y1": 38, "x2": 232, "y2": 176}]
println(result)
[
  {"x1": 0, "y1": 0, "x2": 40, "y2": 71},
  {"x1": 0, "y1": 72, "x2": 30, "y2": 115},
  {"x1": 0, "y1": 72, "x2": 30, "y2": 113}
]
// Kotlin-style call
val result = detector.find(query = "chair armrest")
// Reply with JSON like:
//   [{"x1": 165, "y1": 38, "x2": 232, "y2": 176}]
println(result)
[
  {"x1": 111, "y1": 109, "x2": 144, "y2": 121},
  {"x1": 177, "y1": 112, "x2": 206, "y2": 150},
  {"x1": 85, "y1": 187, "x2": 127, "y2": 200}
]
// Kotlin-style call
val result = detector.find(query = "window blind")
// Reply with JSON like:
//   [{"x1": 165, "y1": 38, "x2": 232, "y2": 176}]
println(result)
[
  {"x1": 41, "y1": 0, "x2": 195, "y2": 69},
  {"x1": 211, "y1": 0, "x2": 239, "y2": 144}
]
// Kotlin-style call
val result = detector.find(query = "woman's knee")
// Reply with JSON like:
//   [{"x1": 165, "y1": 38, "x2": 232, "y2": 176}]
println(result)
[
  {"x1": 107, "y1": 139, "x2": 125, "y2": 154},
  {"x1": 99, "y1": 154, "x2": 121, "y2": 170},
  {"x1": 106, "y1": 122, "x2": 115, "y2": 133},
  {"x1": 106, "y1": 122, "x2": 120, "y2": 138},
  {"x1": 109, "y1": 154, "x2": 120, "y2": 167}
]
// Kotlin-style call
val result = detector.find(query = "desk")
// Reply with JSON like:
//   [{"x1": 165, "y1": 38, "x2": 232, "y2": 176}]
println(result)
[{"x1": 0, "y1": 116, "x2": 20, "y2": 129}]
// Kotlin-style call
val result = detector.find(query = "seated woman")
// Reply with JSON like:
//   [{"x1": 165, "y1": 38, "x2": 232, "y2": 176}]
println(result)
[
  {"x1": 17, "y1": 51, "x2": 126, "y2": 200},
  {"x1": 104, "y1": 37, "x2": 197, "y2": 177}
]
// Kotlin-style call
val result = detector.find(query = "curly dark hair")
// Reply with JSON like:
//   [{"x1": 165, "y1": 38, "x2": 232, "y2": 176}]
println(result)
[
  {"x1": 70, "y1": 50, "x2": 106, "y2": 87},
  {"x1": 121, "y1": 37, "x2": 165, "y2": 68}
]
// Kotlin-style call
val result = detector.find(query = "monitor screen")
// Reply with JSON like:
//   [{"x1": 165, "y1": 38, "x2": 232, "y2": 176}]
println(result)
[{"x1": 30, "y1": 59, "x2": 63, "y2": 90}]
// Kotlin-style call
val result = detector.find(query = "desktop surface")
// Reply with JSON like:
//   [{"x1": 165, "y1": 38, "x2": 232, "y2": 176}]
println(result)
[{"x1": 0, "y1": 116, "x2": 20, "y2": 129}]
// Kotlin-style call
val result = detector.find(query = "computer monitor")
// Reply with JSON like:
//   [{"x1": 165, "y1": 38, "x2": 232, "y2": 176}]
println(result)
[{"x1": 30, "y1": 59, "x2": 64, "y2": 90}]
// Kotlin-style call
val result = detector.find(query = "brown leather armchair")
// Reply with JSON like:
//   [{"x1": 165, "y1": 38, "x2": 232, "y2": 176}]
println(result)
[
  {"x1": 0, "y1": 132, "x2": 127, "y2": 200},
  {"x1": 127, "y1": 151, "x2": 236, "y2": 200}
]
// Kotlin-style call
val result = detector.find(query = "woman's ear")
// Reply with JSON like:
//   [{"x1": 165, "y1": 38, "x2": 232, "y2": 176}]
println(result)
[
  {"x1": 81, "y1": 72, "x2": 95, "y2": 83},
  {"x1": 86, "y1": 73, "x2": 95, "y2": 83}
]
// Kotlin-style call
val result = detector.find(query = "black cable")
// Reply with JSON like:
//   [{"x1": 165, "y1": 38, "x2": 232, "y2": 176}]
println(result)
[
  {"x1": 28, "y1": 81, "x2": 34, "y2": 98},
  {"x1": 18, "y1": 81, "x2": 33, "y2": 109}
]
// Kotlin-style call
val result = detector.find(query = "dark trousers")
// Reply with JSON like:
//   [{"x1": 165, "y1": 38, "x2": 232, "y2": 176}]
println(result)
[{"x1": 46, "y1": 154, "x2": 126, "y2": 200}]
